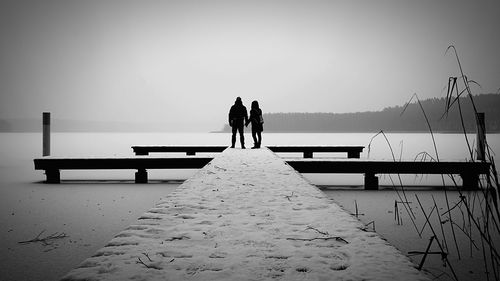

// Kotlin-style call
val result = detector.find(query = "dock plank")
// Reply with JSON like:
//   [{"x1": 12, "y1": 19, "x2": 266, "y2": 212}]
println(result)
[{"x1": 61, "y1": 148, "x2": 428, "y2": 281}]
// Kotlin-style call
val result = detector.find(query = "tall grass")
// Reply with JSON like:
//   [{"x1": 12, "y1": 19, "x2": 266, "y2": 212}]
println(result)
[{"x1": 368, "y1": 46, "x2": 499, "y2": 281}]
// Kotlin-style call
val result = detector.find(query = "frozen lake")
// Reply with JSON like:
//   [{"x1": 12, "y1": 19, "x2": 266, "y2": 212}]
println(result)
[{"x1": 0, "y1": 132, "x2": 498, "y2": 281}]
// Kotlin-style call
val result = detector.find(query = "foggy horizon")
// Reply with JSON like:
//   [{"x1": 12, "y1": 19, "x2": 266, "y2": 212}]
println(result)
[{"x1": 1, "y1": 0, "x2": 500, "y2": 131}]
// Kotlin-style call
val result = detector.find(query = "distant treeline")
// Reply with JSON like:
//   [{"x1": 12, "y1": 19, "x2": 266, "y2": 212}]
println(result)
[
  {"x1": 221, "y1": 94, "x2": 500, "y2": 133},
  {"x1": 0, "y1": 118, "x2": 172, "y2": 132}
]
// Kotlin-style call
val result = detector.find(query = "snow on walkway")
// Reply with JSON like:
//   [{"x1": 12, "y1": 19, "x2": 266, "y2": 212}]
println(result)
[{"x1": 61, "y1": 148, "x2": 428, "y2": 281}]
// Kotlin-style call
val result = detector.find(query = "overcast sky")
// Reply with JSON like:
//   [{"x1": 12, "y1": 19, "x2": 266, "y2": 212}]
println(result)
[{"x1": 1, "y1": 0, "x2": 499, "y2": 131}]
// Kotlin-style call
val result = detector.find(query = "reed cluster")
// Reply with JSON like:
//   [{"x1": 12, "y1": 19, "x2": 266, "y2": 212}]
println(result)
[{"x1": 368, "y1": 46, "x2": 499, "y2": 281}]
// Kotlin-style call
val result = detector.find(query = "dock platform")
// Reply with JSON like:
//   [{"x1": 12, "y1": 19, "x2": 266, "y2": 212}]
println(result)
[
  {"x1": 34, "y1": 157, "x2": 213, "y2": 183},
  {"x1": 268, "y1": 145, "x2": 364, "y2": 158},
  {"x1": 132, "y1": 146, "x2": 227, "y2": 156},
  {"x1": 61, "y1": 148, "x2": 428, "y2": 281},
  {"x1": 131, "y1": 145, "x2": 364, "y2": 158},
  {"x1": 287, "y1": 159, "x2": 490, "y2": 190}
]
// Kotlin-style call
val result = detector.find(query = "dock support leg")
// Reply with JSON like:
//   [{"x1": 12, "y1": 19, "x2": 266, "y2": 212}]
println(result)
[
  {"x1": 461, "y1": 173, "x2": 479, "y2": 190},
  {"x1": 304, "y1": 152, "x2": 313, "y2": 158},
  {"x1": 46, "y1": 169, "x2": 60, "y2": 183},
  {"x1": 364, "y1": 173, "x2": 378, "y2": 190},
  {"x1": 348, "y1": 151, "x2": 360, "y2": 158},
  {"x1": 135, "y1": 169, "x2": 148, "y2": 183},
  {"x1": 42, "y1": 112, "x2": 51, "y2": 156}
]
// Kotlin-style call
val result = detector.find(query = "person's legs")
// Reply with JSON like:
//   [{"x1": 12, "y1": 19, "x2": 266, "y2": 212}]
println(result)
[
  {"x1": 231, "y1": 125, "x2": 237, "y2": 148},
  {"x1": 251, "y1": 129, "x2": 258, "y2": 148},
  {"x1": 238, "y1": 124, "x2": 245, "y2": 148},
  {"x1": 257, "y1": 131, "x2": 262, "y2": 148}
]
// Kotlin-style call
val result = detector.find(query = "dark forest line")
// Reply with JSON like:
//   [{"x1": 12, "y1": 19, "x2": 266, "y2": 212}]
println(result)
[
  {"x1": 221, "y1": 94, "x2": 500, "y2": 133},
  {"x1": 1, "y1": 94, "x2": 498, "y2": 133}
]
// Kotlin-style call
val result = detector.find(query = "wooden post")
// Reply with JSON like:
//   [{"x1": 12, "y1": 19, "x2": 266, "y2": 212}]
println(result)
[
  {"x1": 303, "y1": 151, "x2": 313, "y2": 158},
  {"x1": 135, "y1": 169, "x2": 148, "y2": 183},
  {"x1": 348, "y1": 150, "x2": 360, "y2": 158},
  {"x1": 364, "y1": 173, "x2": 379, "y2": 190},
  {"x1": 43, "y1": 112, "x2": 51, "y2": 156},
  {"x1": 476, "y1": 112, "x2": 486, "y2": 161},
  {"x1": 45, "y1": 169, "x2": 60, "y2": 184},
  {"x1": 461, "y1": 173, "x2": 479, "y2": 190}
]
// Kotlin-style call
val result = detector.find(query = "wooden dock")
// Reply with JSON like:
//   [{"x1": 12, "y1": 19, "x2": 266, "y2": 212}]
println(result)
[
  {"x1": 287, "y1": 159, "x2": 490, "y2": 190},
  {"x1": 131, "y1": 145, "x2": 364, "y2": 158},
  {"x1": 34, "y1": 157, "x2": 213, "y2": 183},
  {"x1": 34, "y1": 145, "x2": 488, "y2": 190},
  {"x1": 268, "y1": 145, "x2": 364, "y2": 158},
  {"x1": 60, "y1": 148, "x2": 428, "y2": 281},
  {"x1": 132, "y1": 146, "x2": 227, "y2": 156}
]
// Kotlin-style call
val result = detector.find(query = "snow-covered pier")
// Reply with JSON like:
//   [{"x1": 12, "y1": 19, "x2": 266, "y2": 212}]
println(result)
[{"x1": 61, "y1": 148, "x2": 428, "y2": 281}]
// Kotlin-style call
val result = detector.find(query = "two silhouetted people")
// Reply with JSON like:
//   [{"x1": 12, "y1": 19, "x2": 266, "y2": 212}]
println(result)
[{"x1": 228, "y1": 97, "x2": 263, "y2": 149}]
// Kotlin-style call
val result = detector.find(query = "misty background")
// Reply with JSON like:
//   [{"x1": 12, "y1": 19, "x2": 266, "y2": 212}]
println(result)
[{"x1": 1, "y1": 0, "x2": 499, "y2": 132}]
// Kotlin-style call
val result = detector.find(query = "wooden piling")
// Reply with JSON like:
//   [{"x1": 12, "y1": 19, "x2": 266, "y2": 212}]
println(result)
[
  {"x1": 476, "y1": 112, "x2": 486, "y2": 161},
  {"x1": 42, "y1": 112, "x2": 50, "y2": 156}
]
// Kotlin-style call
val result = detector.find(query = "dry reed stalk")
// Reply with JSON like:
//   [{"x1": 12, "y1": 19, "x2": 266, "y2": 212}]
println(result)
[{"x1": 416, "y1": 195, "x2": 458, "y2": 280}]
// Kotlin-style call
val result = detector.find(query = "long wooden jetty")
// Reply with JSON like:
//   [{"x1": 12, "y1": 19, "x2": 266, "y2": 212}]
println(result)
[
  {"x1": 287, "y1": 160, "x2": 490, "y2": 190},
  {"x1": 60, "y1": 148, "x2": 428, "y2": 281}
]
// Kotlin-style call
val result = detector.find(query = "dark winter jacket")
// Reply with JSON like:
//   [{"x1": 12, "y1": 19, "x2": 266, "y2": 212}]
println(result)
[
  {"x1": 248, "y1": 108, "x2": 263, "y2": 132},
  {"x1": 228, "y1": 100, "x2": 248, "y2": 127}
]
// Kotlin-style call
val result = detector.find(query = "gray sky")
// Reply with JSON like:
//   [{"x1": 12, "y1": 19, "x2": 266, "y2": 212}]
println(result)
[{"x1": 1, "y1": 0, "x2": 499, "y2": 131}]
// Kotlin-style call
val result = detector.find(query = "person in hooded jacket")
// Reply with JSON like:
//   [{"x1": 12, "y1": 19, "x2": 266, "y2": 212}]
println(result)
[
  {"x1": 228, "y1": 97, "x2": 248, "y2": 148},
  {"x1": 246, "y1": 100, "x2": 263, "y2": 149}
]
